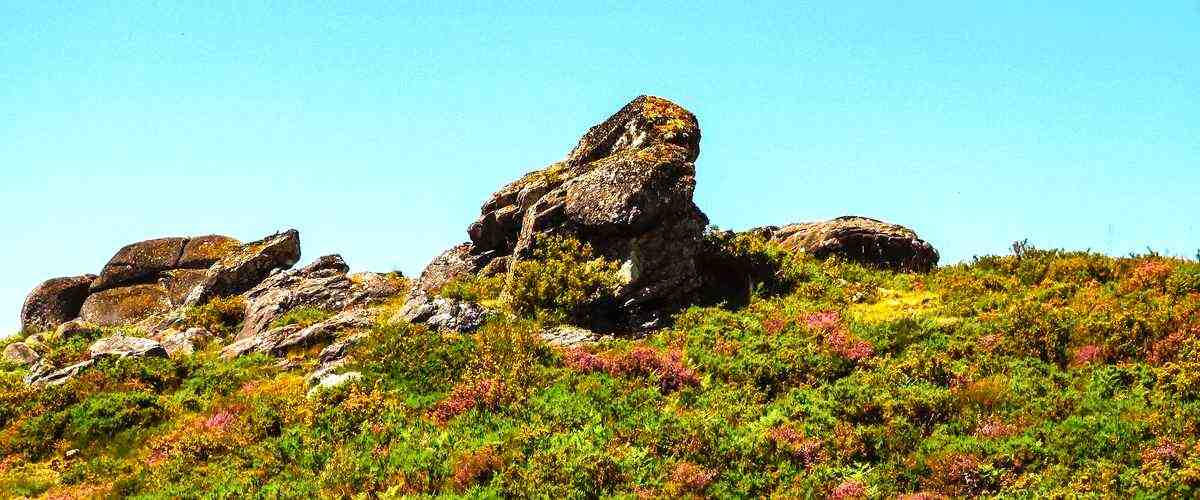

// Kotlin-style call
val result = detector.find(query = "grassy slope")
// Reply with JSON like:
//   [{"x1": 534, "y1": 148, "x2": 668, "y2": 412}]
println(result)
[{"x1": 2, "y1": 246, "x2": 1200, "y2": 498}]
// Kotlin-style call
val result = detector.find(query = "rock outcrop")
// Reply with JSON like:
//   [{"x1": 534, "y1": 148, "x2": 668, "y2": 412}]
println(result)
[
  {"x1": 756, "y1": 216, "x2": 939, "y2": 272},
  {"x1": 20, "y1": 275, "x2": 96, "y2": 332},
  {"x1": 222, "y1": 308, "x2": 375, "y2": 359},
  {"x1": 238, "y1": 254, "x2": 401, "y2": 340},
  {"x1": 413, "y1": 95, "x2": 711, "y2": 331},
  {"x1": 90, "y1": 235, "x2": 239, "y2": 292},
  {"x1": 394, "y1": 295, "x2": 487, "y2": 333},
  {"x1": 185, "y1": 230, "x2": 302, "y2": 305},
  {"x1": 80, "y1": 283, "x2": 174, "y2": 326}
]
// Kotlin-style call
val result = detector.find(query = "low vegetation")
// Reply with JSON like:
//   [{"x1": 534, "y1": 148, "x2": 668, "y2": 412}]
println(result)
[{"x1": 3, "y1": 240, "x2": 1200, "y2": 497}]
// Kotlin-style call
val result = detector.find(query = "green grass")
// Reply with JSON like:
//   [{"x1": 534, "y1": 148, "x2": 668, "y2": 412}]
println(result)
[{"x1": 2, "y1": 243, "x2": 1200, "y2": 497}]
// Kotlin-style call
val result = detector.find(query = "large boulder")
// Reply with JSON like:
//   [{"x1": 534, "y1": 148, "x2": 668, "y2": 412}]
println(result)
[
  {"x1": 421, "y1": 95, "x2": 710, "y2": 331},
  {"x1": 758, "y1": 216, "x2": 939, "y2": 272},
  {"x1": 239, "y1": 254, "x2": 403, "y2": 340},
  {"x1": 185, "y1": 230, "x2": 302, "y2": 306},
  {"x1": 90, "y1": 235, "x2": 239, "y2": 292},
  {"x1": 79, "y1": 283, "x2": 173, "y2": 327},
  {"x1": 20, "y1": 274, "x2": 96, "y2": 332}
]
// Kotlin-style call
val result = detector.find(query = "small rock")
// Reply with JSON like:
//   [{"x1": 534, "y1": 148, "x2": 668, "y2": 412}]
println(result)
[
  {"x1": 3, "y1": 342, "x2": 39, "y2": 366},
  {"x1": 20, "y1": 274, "x2": 97, "y2": 332},
  {"x1": 540, "y1": 325, "x2": 611, "y2": 347},
  {"x1": 55, "y1": 319, "x2": 100, "y2": 341},
  {"x1": 395, "y1": 294, "x2": 486, "y2": 332},
  {"x1": 306, "y1": 371, "x2": 362, "y2": 398},
  {"x1": 160, "y1": 327, "x2": 212, "y2": 357},
  {"x1": 25, "y1": 359, "x2": 94, "y2": 387},
  {"x1": 88, "y1": 335, "x2": 168, "y2": 359}
]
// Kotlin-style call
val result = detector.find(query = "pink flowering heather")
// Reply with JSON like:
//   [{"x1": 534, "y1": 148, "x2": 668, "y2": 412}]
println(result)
[
  {"x1": 430, "y1": 378, "x2": 504, "y2": 425},
  {"x1": 1140, "y1": 439, "x2": 1185, "y2": 465},
  {"x1": 1070, "y1": 344, "x2": 1104, "y2": 367},
  {"x1": 564, "y1": 345, "x2": 699, "y2": 393},
  {"x1": 977, "y1": 334, "x2": 1001, "y2": 353},
  {"x1": 768, "y1": 425, "x2": 826, "y2": 468},
  {"x1": 897, "y1": 493, "x2": 950, "y2": 500},
  {"x1": 761, "y1": 315, "x2": 788, "y2": 335},
  {"x1": 803, "y1": 311, "x2": 841, "y2": 332},
  {"x1": 562, "y1": 347, "x2": 610, "y2": 373},
  {"x1": 974, "y1": 417, "x2": 1017, "y2": 438},
  {"x1": 669, "y1": 462, "x2": 717, "y2": 493},
  {"x1": 829, "y1": 479, "x2": 867, "y2": 500},
  {"x1": 824, "y1": 329, "x2": 874, "y2": 362},
  {"x1": 1148, "y1": 326, "x2": 1197, "y2": 365}
]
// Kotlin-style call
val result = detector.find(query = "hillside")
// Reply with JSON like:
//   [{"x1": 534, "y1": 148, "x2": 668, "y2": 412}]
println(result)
[{"x1": 3, "y1": 97, "x2": 1200, "y2": 498}]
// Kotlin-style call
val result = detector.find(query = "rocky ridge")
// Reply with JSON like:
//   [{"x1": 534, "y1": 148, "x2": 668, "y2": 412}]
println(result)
[{"x1": 13, "y1": 95, "x2": 938, "y2": 390}]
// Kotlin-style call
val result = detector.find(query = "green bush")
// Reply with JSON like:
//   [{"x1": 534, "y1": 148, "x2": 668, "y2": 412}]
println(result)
[
  {"x1": 269, "y1": 306, "x2": 334, "y2": 329},
  {"x1": 439, "y1": 274, "x2": 505, "y2": 303},
  {"x1": 180, "y1": 295, "x2": 247, "y2": 336},
  {"x1": 503, "y1": 235, "x2": 621, "y2": 323}
]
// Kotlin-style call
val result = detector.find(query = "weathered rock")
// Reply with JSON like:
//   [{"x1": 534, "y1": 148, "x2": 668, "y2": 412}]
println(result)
[
  {"x1": 410, "y1": 243, "x2": 490, "y2": 296},
  {"x1": 440, "y1": 96, "x2": 711, "y2": 331},
  {"x1": 238, "y1": 255, "x2": 402, "y2": 340},
  {"x1": 159, "y1": 269, "x2": 210, "y2": 306},
  {"x1": 90, "y1": 235, "x2": 239, "y2": 293},
  {"x1": 178, "y1": 235, "x2": 242, "y2": 268},
  {"x1": 159, "y1": 327, "x2": 212, "y2": 357},
  {"x1": 88, "y1": 335, "x2": 168, "y2": 359},
  {"x1": 759, "y1": 216, "x2": 939, "y2": 272},
  {"x1": 55, "y1": 319, "x2": 100, "y2": 341},
  {"x1": 79, "y1": 283, "x2": 173, "y2": 326},
  {"x1": 222, "y1": 308, "x2": 374, "y2": 359},
  {"x1": 20, "y1": 274, "x2": 96, "y2": 332},
  {"x1": 395, "y1": 294, "x2": 486, "y2": 332},
  {"x1": 24, "y1": 359, "x2": 94, "y2": 387},
  {"x1": 3, "y1": 342, "x2": 39, "y2": 366},
  {"x1": 307, "y1": 371, "x2": 362, "y2": 397},
  {"x1": 540, "y1": 325, "x2": 612, "y2": 347},
  {"x1": 185, "y1": 230, "x2": 302, "y2": 306}
]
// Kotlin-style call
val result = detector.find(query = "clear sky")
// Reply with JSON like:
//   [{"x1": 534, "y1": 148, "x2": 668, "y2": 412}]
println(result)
[{"x1": 2, "y1": 2, "x2": 1198, "y2": 334}]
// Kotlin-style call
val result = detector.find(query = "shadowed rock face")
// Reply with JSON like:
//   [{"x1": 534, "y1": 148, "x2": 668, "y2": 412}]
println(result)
[
  {"x1": 20, "y1": 274, "x2": 96, "y2": 332},
  {"x1": 758, "y1": 216, "x2": 939, "y2": 272}
]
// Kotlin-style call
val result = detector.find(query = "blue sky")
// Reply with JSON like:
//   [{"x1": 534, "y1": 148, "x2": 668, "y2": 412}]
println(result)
[{"x1": 2, "y1": 2, "x2": 1197, "y2": 333}]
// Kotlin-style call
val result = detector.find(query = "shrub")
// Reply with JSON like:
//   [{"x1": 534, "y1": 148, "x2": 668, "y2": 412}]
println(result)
[
  {"x1": 503, "y1": 235, "x2": 621, "y2": 323},
  {"x1": 180, "y1": 295, "x2": 246, "y2": 335},
  {"x1": 439, "y1": 274, "x2": 505, "y2": 304},
  {"x1": 66, "y1": 391, "x2": 164, "y2": 443},
  {"x1": 269, "y1": 306, "x2": 333, "y2": 329}
]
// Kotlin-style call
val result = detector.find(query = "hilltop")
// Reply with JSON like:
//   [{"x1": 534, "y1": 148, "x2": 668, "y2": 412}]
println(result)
[{"x1": 2, "y1": 97, "x2": 1199, "y2": 498}]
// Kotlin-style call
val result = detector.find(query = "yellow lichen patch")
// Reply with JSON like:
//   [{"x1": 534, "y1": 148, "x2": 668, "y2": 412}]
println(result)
[{"x1": 848, "y1": 288, "x2": 943, "y2": 324}]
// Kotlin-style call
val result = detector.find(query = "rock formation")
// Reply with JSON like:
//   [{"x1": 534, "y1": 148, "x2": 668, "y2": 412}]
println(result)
[
  {"x1": 20, "y1": 275, "x2": 96, "y2": 332},
  {"x1": 756, "y1": 216, "x2": 939, "y2": 272},
  {"x1": 411, "y1": 95, "x2": 711, "y2": 331},
  {"x1": 13, "y1": 95, "x2": 943, "y2": 390}
]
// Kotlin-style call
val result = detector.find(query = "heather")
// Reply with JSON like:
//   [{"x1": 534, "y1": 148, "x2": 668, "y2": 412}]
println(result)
[{"x1": 2, "y1": 241, "x2": 1199, "y2": 498}]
